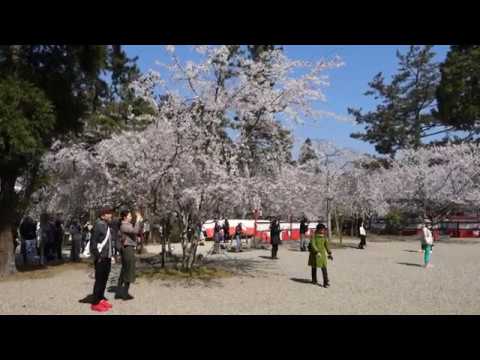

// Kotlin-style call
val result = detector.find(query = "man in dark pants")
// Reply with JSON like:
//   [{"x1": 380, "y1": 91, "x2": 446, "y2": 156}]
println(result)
[
  {"x1": 299, "y1": 217, "x2": 309, "y2": 251},
  {"x1": 19, "y1": 216, "x2": 37, "y2": 265},
  {"x1": 270, "y1": 217, "x2": 281, "y2": 259},
  {"x1": 223, "y1": 218, "x2": 230, "y2": 244},
  {"x1": 89, "y1": 207, "x2": 114, "y2": 312},
  {"x1": 358, "y1": 220, "x2": 367, "y2": 249},
  {"x1": 54, "y1": 218, "x2": 64, "y2": 261}
]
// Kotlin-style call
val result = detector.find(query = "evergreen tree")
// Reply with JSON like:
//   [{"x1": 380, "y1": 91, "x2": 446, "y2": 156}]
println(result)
[
  {"x1": 436, "y1": 45, "x2": 480, "y2": 141},
  {"x1": 349, "y1": 46, "x2": 441, "y2": 157},
  {"x1": 0, "y1": 45, "x2": 144, "y2": 275},
  {"x1": 298, "y1": 138, "x2": 318, "y2": 164}
]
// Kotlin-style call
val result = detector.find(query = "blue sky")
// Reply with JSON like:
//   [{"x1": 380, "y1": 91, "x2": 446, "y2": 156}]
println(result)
[{"x1": 124, "y1": 45, "x2": 450, "y2": 156}]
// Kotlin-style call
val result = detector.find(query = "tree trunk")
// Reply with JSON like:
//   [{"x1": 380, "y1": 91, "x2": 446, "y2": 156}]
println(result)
[
  {"x1": 334, "y1": 208, "x2": 341, "y2": 244},
  {"x1": 339, "y1": 216, "x2": 344, "y2": 245},
  {"x1": 327, "y1": 204, "x2": 332, "y2": 240},
  {"x1": 350, "y1": 216, "x2": 354, "y2": 237},
  {"x1": 352, "y1": 214, "x2": 358, "y2": 236},
  {"x1": 289, "y1": 214, "x2": 292, "y2": 241},
  {"x1": 0, "y1": 223, "x2": 16, "y2": 277},
  {"x1": 0, "y1": 172, "x2": 19, "y2": 276},
  {"x1": 161, "y1": 234, "x2": 166, "y2": 268},
  {"x1": 167, "y1": 236, "x2": 172, "y2": 255},
  {"x1": 190, "y1": 241, "x2": 198, "y2": 268}
]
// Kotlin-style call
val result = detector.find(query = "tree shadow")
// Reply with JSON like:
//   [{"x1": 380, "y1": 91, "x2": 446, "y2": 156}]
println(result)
[
  {"x1": 203, "y1": 257, "x2": 268, "y2": 275},
  {"x1": 343, "y1": 244, "x2": 361, "y2": 249},
  {"x1": 107, "y1": 285, "x2": 120, "y2": 294},
  {"x1": 16, "y1": 264, "x2": 48, "y2": 272},
  {"x1": 287, "y1": 248, "x2": 305, "y2": 252},
  {"x1": 397, "y1": 262, "x2": 423, "y2": 267}
]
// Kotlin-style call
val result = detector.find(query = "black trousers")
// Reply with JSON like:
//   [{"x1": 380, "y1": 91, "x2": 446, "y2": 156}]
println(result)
[
  {"x1": 359, "y1": 235, "x2": 366, "y2": 248},
  {"x1": 56, "y1": 240, "x2": 63, "y2": 260},
  {"x1": 271, "y1": 244, "x2": 278, "y2": 258},
  {"x1": 93, "y1": 258, "x2": 111, "y2": 305},
  {"x1": 311, "y1": 266, "x2": 329, "y2": 285},
  {"x1": 70, "y1": 237, "x2": 81, "y2": 261}
]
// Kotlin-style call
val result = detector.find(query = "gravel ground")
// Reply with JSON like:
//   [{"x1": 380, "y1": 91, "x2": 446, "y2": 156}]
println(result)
[{"x1": 1, "y1": 239, "x2": 480, "y2": 315}]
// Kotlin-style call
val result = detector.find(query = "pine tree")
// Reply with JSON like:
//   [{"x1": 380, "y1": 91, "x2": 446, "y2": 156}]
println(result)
[
  {"x1": 298, "y1": 138, "x2": 318, "y2": 164},
  {"x1": 0, "y1": 45, "x2": 144, "y2": 275},
  {"x1": 436, "y1": 45, "x2": 480, "y2": 141},
  {"x1": 349, "y1": 46, "x2": 441, "y2": 157}
]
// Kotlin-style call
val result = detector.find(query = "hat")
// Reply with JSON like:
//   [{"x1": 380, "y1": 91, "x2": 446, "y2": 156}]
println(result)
[{"x1": 99, "y1": 207, "x2": 113, "y2": 217}]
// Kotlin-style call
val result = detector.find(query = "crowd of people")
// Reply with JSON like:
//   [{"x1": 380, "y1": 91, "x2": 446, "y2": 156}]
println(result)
[
  {"x1": 17, "y1": 213, "x2": 70, "y2": 266},
  {"x1": 16, "y1": 206, "x2": 437, "y2": 311},
  {"x1": 268, "y1": 216, "x2": 435, "y2": 288},
  {"x1": 211, "y1": 218, "x2": 245, "y2": 254}
]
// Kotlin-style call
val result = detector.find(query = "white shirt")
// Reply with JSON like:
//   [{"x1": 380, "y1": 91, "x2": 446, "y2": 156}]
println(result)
[
  {"x1": 360, "y1": 225, "x2": 366, "y2": 236},
  {"x1": 422, "y1": 227, "x2": 433, "y2": 245}
]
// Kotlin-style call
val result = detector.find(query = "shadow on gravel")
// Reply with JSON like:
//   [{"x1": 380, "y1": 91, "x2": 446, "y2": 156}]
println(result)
[
  {"x1": 339, "y1": 244, "x2": 361, "y2": 249},
  {"x1": 258, "y1": 256, "x2": 273, "y2": 260},
  {"x1": 397, "y1": 262, "x2": 423, "y2": 267},
  {"x1": 403, "y1": 250, "x2": 421, "y2": 253},
  {"x1": 290, "y1": 277, "x2": 313, "y2": 284},
  {"x1": 204, "y1": 257, "x2": 267, "y2": 275},
  {"x1": 78, "y1": 294, "x2": 94, "y2": 304},
  {"x1": 107, "y1": 286, "x2": 120, "y2": 294}
]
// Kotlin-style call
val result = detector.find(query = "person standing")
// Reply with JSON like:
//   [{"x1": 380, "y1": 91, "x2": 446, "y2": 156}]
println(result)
[
  {"x1": 143, "y1": 219, "x2": 151, "y2": 244},
  {"x1": 422, "y1": 223, "x2": 434, "y2": 268},
  {"x1": 109, "y1": 216, "x2": 121, "y2": 260},
  {"x1": 308, "y1": 223, "x2": 333, "y2": 287},
  {"x1": 299, "y1": 217, "x2": 309, "y2": 251},
  {"x1": 235, "y1": 222, "x2": 243, "y2": 252},
  {"x1": 39, "y1": 214, "x2": 55, "y2": 265},
  {"x1": 270, "y1": 217, "x2": 281, "y2": 260},
  {"x1": 116, "y1": 210, "x2": 142, "y2": 301},
  {"x1": 195, "y1": 223, "x2": 205, "y2": 246},
  {"x1": 54, "y1": 218, "x2": 64, "y2": 261},
  {"x1": 69, "y1": 219, "x2": 82, "y2": 262},
  {"x1": 223, "y1": 218, "x2": 230, "y2": 243},
  {"x1": 45, "y1": 216, "x2": 57, "y2": 261},
  {"x1": 213, "y1": 220, "x2": 221, "y2": 253},
  {"x1": 19, "y1": 216, "x2": 37, "y2": 265},
  {"x1": 90, "y1": 207, "x2": 114, "y2": 312},
  {"x1": 358, "y1": 220, "x2": 367, "y2": 249},
  {"x1": 81, "y1": 222, "x2": 91, "y2": 253}
]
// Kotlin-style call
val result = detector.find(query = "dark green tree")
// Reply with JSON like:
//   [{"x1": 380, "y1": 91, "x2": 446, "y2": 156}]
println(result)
[
  {"x1": 0, "y1": 45, "x2": 144, "y2": 275},
  {"x1": 349, "y1": 46, "x2": 442, "y2": 157},
  {"x1": 436, "y1": 45, "x2": 480, "y2": 141},
  {"x1": 298, "y1": 138, "x2": 318, "y2": 165}
]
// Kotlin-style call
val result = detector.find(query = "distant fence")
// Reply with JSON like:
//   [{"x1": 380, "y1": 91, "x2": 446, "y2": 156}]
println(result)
[{"x1": 202, "y1": 219, "x2": 326, "y2": 242}]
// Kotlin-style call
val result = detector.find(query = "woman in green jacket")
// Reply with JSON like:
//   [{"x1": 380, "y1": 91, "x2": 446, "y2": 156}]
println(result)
[{"x1": 308, "y1": 223, "x2": 333, "y2": 287}]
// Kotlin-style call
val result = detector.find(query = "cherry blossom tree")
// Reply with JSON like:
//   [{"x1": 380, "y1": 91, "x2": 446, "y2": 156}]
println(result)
[
  {"x1": 31, "y1": 45, "x2": 347, "y2": 268},
  {"x1": 375, "y1": 143, "x2": 480, "y2": 224}
]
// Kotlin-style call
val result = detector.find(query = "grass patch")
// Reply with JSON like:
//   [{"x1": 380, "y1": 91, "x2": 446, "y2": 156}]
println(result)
[{"x1": 137, "y1": 265, "x2": 233, "y2": 283}]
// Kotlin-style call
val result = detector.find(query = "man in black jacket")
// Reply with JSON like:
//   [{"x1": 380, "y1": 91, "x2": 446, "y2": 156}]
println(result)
[
  {"x1": 19, "y1": 216, "x2": 37, "y2": 265},
  {"x1": 90, "y1": 207, "x2": 114, "y2": 312},
  {"x1": 54, "y1": 218, "x2": 64, "y2": 261},
  {"x1": 270, "y1": 217, "x2": 281, "y2": 260}
]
